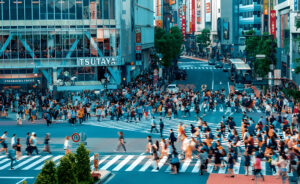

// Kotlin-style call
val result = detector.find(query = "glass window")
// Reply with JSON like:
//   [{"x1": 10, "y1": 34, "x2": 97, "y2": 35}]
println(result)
[
  {"x1": 83, "y1": 0, "x2": 89, "y2": 19},
  {"x1": 3, "y1": 0, "x2": 9, "y2": 20},
  {"x1": 32, "y1": 0, "x2": 39, "y2": 20},
  {"x1": 110, "y1": 0, "x2": 115, "y2": 19},
  {"x1": 61, "y1": 0, "x2": 68, "y2": 19},
  {"x1": 96, "y1": 0, "x2": 102, "y2": 19},
  {"x1": 47, "y1": 0, "x2": 54, "y2": 19},
  {"x1": 55, "y1": 0, "x2": 62, "y2": 19},
  {"x1": 18, "y1": 0, "x2": 25, "y2": 20},
  {"x1": 76, "y1": 0, "x2": 82, "y2": 19},
  {"x1": 40, "y1": 0, "x2": 46, "y2": 19},
  {"x1": 103, "y1": 0, "x2": 109, "y2": 19},
  {"x1": 25, "y1": 32, "x2": 33, "y2": 58},
  {"x1": 0, "y1": 1, "x2": 2, "y2": 20},
  {"x1": 10, "y1": 0, "x2": 17, "y2": 20},
  {"x1": 90, "y1": 0, "x2": 97, "y2": 20},
  {"x1": 69, "y1": 0, "x2": 75, "y2": 19}
]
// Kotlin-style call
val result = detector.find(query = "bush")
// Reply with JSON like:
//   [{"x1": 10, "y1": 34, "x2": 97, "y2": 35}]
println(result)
[
  {"x1": 57, "y1": 153, "x2": 78, "y2": 184},
  {"x1": 75, "y1": 143, "x2": 93, "y2": 184},
  {"x1": 35, "y1": 160, "x2": 57, "y2": 184}
]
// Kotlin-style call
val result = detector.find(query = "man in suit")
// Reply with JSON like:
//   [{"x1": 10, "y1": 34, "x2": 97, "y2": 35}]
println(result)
[
  {"x1": 159, "y1": 118, "x2": 164, "y2": 137},
  {"x1": 169, "y1": 129, "x2": 177, "y2": 146}
]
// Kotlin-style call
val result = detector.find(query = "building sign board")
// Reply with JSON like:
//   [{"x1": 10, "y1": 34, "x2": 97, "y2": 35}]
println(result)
[
  {"x1": 77, "y1": 57, "x2": 122, "y2": 66},
  {"x1": 205, "y1": 0, "x2": 211, "y2": 22},
  {"x1": 270, "y1": 10, "x2": 276, "y2": 38}
]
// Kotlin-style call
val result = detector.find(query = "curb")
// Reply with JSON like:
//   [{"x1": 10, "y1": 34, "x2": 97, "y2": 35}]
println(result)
[{"x1": 94, "y1": 170, "x2": 112, "y2": 184}]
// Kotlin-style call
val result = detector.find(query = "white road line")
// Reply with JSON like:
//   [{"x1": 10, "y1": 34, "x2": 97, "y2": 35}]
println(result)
[
  {"x1": 179, "y1": 159, "x2": 191, "y2": 172},
  {"x1": 233, "y1": 157, "x2": 242, "y2": 174},
  {"x1": 0, "y1": 156, "x2": 7, "y2": 159},
  {"x1": 152, "y1": 156, "x2": 168, "y2": 172},
  {"x1": 191, "y1": 160, "x2": 200, "y2": 173},
  {"x1": 14, "y1": 155, "x2": 41, "y2": 169},
  {"x1": 0, "y1": 158, "x2": 9, "y2": 165},
  {"x1": 100, "y1": 155, "x2": 122, "y2": 170},
  {"x1": 138, "y1": 159, "x2": 153, "y2": 172},
  {"x1": 125, "y1": 156, "x2": 146, "y2": 171},
  {"x1": 207, "y1": 163, "x2": 214, "y2": 173},
  {"x1": 0, "y1": 156, "x2": 29, "y2": 170},
  {"x1": 112, "y1": 155, "x2": 134, "y2": 171},
  {"x1": 227, "y1": 82, "x2": 230, "y2": 94},
  {"x1": 218, "y1": 158, "x2": 228, "y2": 174},
  {"x1": 22, "y1": 155, "x2": 52, "y2": 170},
  {"x1": 35, "y1": 155, "x2": 63, "y2": 170}
]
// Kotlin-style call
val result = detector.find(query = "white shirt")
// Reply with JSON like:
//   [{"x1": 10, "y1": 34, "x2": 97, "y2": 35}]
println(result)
[
  {"x1": 64, "y1": 139, "x2": 70, "y2": 150},
  {"x1": 11, "y1": 137, "x2": 16, "y2": 147}
]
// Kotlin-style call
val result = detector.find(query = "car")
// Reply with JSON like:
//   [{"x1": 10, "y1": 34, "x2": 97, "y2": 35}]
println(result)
[
  {"x1": 208, "y1": 59, "x2": 216, "y2": 65},
  {"x1": 167, "y1": 84, "x2": 179, "y2": 94},
  {"x1": 215, "y1": 62, "x2": 223, "y2": 68},
  {"x1": 223, "y1": 63, "x2": 231, "y2": 72},
  {"x1": 234, "y1": 83, "x2": 245, "y2": 95}
]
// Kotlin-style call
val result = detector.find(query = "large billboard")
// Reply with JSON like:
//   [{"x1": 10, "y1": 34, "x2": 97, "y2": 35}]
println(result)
[
  {"x1": 197, "y1": 0, "x2": 201, "y2": 24},
  {"x1": 169, "y1": 0, "x2": 176, "y2": 5},
  {"x1": 205, "y1": 0, "x2": 211, "y2": 22},
  {"x1": 264, "y1": 0, "x2": 268, "y2": 15}
]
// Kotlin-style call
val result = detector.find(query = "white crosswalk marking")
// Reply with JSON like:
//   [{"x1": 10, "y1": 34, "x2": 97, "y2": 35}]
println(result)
[
  {"x1": 22, "y1": 155, "x2": 52, "y2": 170},
  {"x1": 112, "y1": 155, "x2": 134, "y2": 171},
  {"x1": 0, "y1": 156, "x2": 7, "y2": 159},
  {"x1": 14, "y1": 155, "x2": 40, "y2": 169},
  {"x1": 0, "y1": 156, "x2": 29, "y2": 170},
  {"x1": 0, "y1": 158, "x2": 9, "y2": 164},
  {"x1": 218, "y1": 158, "x2": 228, "y2": 174},
  {"x1": 165, "y1": 165, "x2": 171, "y2": 172},
  {"x1": 125, "y1": 156, "x2": 145, "y2": 171},
  {"x1": 207, "y1": 163, "x2": 214, "y2": 173},
  {"x1": 180, "y1": 159, "x2": 192, "y2": 172},
  {"x1": 152, "y1": 156, "x2": 168, "y2": 172},
  {"x1": 138, "y1": 159, "x2": 153, "y2": 172},
  {"x1": 91, "y1": 155, "x2": 110, "y2": 170},
  {"x1": 100, "y1": 155, "x2": 122, "y2": 170},
  {"x1": 191, "y1": 160, "x2": 200, "y2": 173},
  {"x1": 35, "y1": 155, "x2": 63, "y2": 170}
]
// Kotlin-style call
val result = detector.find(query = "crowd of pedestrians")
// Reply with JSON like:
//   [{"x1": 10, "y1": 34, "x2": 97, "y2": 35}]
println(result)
[{"x1": 0, "y1": 71, "x2": 299, "y2": 183}]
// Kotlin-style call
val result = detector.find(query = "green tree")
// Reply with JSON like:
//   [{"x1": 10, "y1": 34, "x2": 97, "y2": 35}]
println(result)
[
  {"x1": 196, "y1": 29, "x2": 211, "y2": 55},
  {"x1": 245, "y1": 31, "x2": 277, "y2": 77},
  {"x1": 75, "y1": 144, "x2": 92, "y2": 184},
  {"x1": 35, "y1": 160, "x2": 57, "y2": 184},
  {"x1": 57, "y1": 153, "x2": 78, "y2": 184},
  {"x1": 154, "y1": 26, "x2": 183, "y2": 68}
]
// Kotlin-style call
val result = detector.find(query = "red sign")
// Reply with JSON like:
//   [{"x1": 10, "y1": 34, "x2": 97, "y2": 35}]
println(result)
[
  {"x1": 182, "y1": 6, "x2": 186, "y2": 39},
  {"x1": 136, "y1": 45, "x2": 141, "y2": 51},
  {"x1": 72, "y1": 133, "x2": 80, "y2": 142},
  {"x1": 192, "y1": 0, "x2": 195, "y2": 32},
  {"x1": 270, "y1": 10, "x2": 276, "y2": 38}
]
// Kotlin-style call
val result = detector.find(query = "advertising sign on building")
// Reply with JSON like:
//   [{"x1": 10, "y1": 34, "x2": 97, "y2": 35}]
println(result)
[
  {"x1": 197, "y1": 0, "x2": 201, "y2": 24},
  {"x1": 191, "y1": 0, "x2": 195, "y2": 32},
  {"x1": 182, "y1": 5, "x2": 186, "y2": 39},
  {"x1": 205, "y1": 0, "x2": 211, "y2": 22},
  {"x1": 169, "y1": 0, "x2": 175, "y2": 5},
  {"x1": 270, "y1": 10, "x2": 276, "y2": 38},
  {"x1": 135, "y1": 28, "x2": 142, "y2": 65},
  {"x1": 264, "y1": 0, "x2": 268, "y2": 15}
]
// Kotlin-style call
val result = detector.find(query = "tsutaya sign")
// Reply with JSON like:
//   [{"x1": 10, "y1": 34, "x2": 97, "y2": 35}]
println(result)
[{"x1": 77, "y1": 57, "x2": 123, "y2": 66}]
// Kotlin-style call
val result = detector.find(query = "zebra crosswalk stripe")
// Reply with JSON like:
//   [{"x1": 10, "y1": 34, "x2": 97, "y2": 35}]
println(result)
[
  {"x1": 100, "y1": 155, "x2": 122, "y2": 170},
  {"x1": 180, "y1": 159, "x2": 192, "y2": 172},
  {"x1": 35, "y1": 155, "x2": 63, "y2": 170},
  {"x1": 125, "y1": 156, "x2": 145, "y2": 171},
  {"x1": 112, "y1": 155, "x2": 134, "y2": 171},
  {"x1": 14, "y1": 155, "x2": 41, "y2": 170},
  {"x1": 191, "y1": 160, "x2": 200, "y2": 173},
  {"x1": 138, "y1": 159, "x2": 152, "y2": 172},
  {"x1": 0, "y1": 158, "x2": 9, "y2": 165},
  {"x1": 22, "y1": 155, "x2": 52, "y2": 170},
  {"x1": 152, "y1": 156, "x2": 168, "y2": 172},
  {"x1": 0, "y1": 156, "x2": 29, "y2": 170}
]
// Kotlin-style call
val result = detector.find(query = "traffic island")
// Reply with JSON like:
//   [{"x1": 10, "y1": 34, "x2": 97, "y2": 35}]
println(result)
[{"x1": 92, "y1": 170, "x2": 112, "y2": 184}]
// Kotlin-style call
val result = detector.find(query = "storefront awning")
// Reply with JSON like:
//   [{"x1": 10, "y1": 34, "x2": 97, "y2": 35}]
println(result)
[{"x1": 233, "y1": 63, "x2": 251, "y2": 70}]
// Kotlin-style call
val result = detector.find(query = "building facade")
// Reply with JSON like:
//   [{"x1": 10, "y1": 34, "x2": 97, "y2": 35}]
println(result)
[{"x1": 0, "y1": 0, "x2": 154, "y2": 91}]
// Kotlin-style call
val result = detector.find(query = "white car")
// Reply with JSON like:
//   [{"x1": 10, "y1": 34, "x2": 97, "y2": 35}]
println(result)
[{"x1": 167, "y1": 84, "x2": 179, "y2": 94}]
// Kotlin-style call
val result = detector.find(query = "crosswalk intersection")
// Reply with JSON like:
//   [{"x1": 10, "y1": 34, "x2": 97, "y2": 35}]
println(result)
[
  {"x1": 179, "y1": 66, "x2": 221, "y2": 70},
  {"x1": 0, "y1": 154, "x2": 292, "y2": 176}
]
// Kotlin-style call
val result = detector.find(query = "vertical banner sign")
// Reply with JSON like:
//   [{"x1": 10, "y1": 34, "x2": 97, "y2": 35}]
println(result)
[
  {"x1": 169, "y1": 0, "x2": 175, "y2": 5},
  {"x1": 264, "y1": 0, "x2": 268, "y2": 15},
  {"x1": 197, "y1": 0, "x2": 201, "y2": 24},
  {"x1": 192, "y1": 0, "x2": 195, "y2": 32},
  {"x1": 205, "y1": 0, "x2": 211, "y2": 22},
  {"x1": 295, "y1": 0, "x2": 298, "y2": 11},
  {"x1": 270, "y1": 10, "x2": 276, "y2": 38},
  {"x1": 182, "y1": 5, "x2": 186, "y2": 39},
  {"x1": 135, "y1": 28, "x2": 142, "y2": 65}
]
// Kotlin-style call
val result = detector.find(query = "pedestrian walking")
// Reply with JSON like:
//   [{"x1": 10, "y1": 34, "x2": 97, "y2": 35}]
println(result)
[
  {"x1": 7, "y1": 148, "x2": 16, "y2": 170},
  {"x1": 251, "y1": 155, "x2": 264, "y2": 181},
  {"x1": 16, "y1": 138, "x2": 22, "y2": 160},
  {"x1": 30, "y1": 133, "x2": 39, "y2": 155},
  {"x1": 150, "y1": 117, "x2": 159, "y2": 133},
  {"x1": 25, "y1": 132, "x2": 31, "y2": 155},
  {"x1": 10, "y1": 134, "x2": 17, "y2": 149},
  {"x1": 227, "y1": 153, "x2": 235, "y2": 178},
  {"x1": 42, "y1": 133, "x2": 51, "y2": 154},
  {"x1": 116, "y1": 131, "x2": 126, "y2": 152},
  {"x1": 0, "y1": 131, "x2": 8, "y2": 155},
  {"x1": 64, "y1": 136, "x2": 71, "y2": 155},
  {"x1": 152, "y1": 144, "x2": 160, "y2": 170},
  {"x1": 159, "y1": 118, "x2": 164, "y2": 137},
  {"x1": 169, "y1": 129, "x2": 177, "y2": 147},
  {"x1": 170, "y1": 149, "x2": 180, "y2": 174}
]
